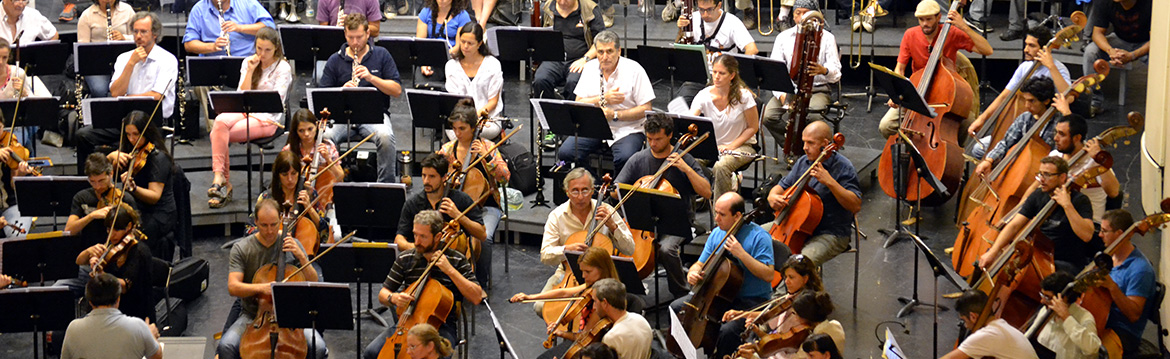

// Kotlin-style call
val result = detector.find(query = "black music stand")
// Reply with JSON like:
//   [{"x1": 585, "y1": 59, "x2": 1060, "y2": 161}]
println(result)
[
  {"x1": 661, "y1": 113, "x2": 719, "y2": 162},
  {"x1": 0, "y1": 287, "x2": 74, "y2": 359},
  {"x1": 209, "y1": 90, "x2": 284, "y2": 214},
  {"x1": 278, "y1": 25, "x2": 346, "y2": 86},
  {"x1": 272, "y1": 282, "x2": 353, "y2": 359},
  {"x1": 0, "y1": 97, "x2": 63, "y2": 140},
  {"x1": 615, "y1": 182, "x2": 690, "y2": 326},
  {"x1": 306, "y1": 87, "x2": 387, "y2": 156},
  {"x1": 82, "y1": 97, "x2": 158, "y2": 128},
  {"x1": 531, "y1": 99, "x2": 613, "y2": 176},
  {"x1": 315, "y1": 241, "x2": 397, "y2": 359},
  {"x1": 565, "y1": 250, "x2": 646, "y2": 296},
  {"x1": 902, "y1": 231, "x2": 970, "y2": 358},
  {"x1": 73, "y1": 41, "x2": 137, "y2": 77},
  {"x1": 15, "y1": 41, "x2": 70, "y2": 94},
  {"x1": 484, "y1": 300, "x2": 522, "y2": 359},
  {"x1": 636, "y1": 45, "x2": 708, "y2": 100},
  {"x1": 186, "y1": 56, "x2": 247, "y2": 88},
  {"x1": 494, "y1": 26, "x2": 565, "y2": 208},
  {"x1": 13, "y1": 176, "x2": 89, "y2": 232},
  {"x1": 2, "y1": 233, "x2": 87, "y2": 285},
  {"x1": 331, "y1": 182, "x2": 407, "y2": 240},
  {"x1": 375, "y1": 37, "x2": 450, "y2": 87},
  {"x1": 726, "y1": 53, "x2": 795, "y2": 94},
  {"x1": 405, "y1": 89, "x2": 472, "y2": 159}
]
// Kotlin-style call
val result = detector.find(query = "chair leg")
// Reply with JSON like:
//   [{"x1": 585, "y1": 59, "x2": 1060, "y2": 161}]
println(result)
[
  {"x1": 853, "y1": 217, "x2": 861, "y2": 309},
  {"x1": 246, "y1": 143, "x2": 254, "y2": 214}
]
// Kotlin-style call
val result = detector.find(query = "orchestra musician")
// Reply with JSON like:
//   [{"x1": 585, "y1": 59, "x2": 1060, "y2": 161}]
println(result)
[
  {"x1": 0, "y1": 0, "x2": 59, "y2": 44},
  {"x1": 765, "y1": 121, "x2": 861, "y2": 266},
  {"x1": 76, "y1": 0, "x2": 135, "y2": 98},
  {"x1": 182, "y1": 0, "x2": 274, "y2": 57},
  {"x1": 971, "y1": 77, "x2": 1068, "y2": 166},
  {"x1": 1081, "y1": 0, "x2": 1150, "y2": 117},
  {"x1": 799, "y1": 334, "x2": 844, "y2": 359},
  {"x1": 671, "y1": 0, "x2": 758, "y2": 106},
  {"x1": 761, "y1": 1, "x2": 841, "y2": 146},
  {"x1": 106, "y1": 110, "x2": 179, "y2": 261},
  {"x1": 1029, "y1": 115, "x2": 1120, "y2": 222},
  {"x1": 1097, "y1": 209, "x2": 1157, "y2": 357},
  {"x1": 559, "y1": 30, "x2": 655, "y2": 174},
  {"x1": 251, "y1": 150, "x2": 331, "y2": 244},
  {"x1": 0, "y1": 39, "x2": 31, "y2": 100},
  {"x1": 532, "y1": 0, "x2": 605, "y2": 101},
  {"x1": 66, "y1": 153, "x2": 138, "y2": 244},
  {"x1": 208, "y1": 27, "x2": 293, "y2": 209},
  {"x1": 689, "y1": 54, "x2": 759, "y2": 200},
  {"x1": 393, "y1": 153, "x2": 485, "y2": 252},
  {"x1": 672, "y1": 192, "x2": 775, "y2": 358},
  {"x1": 1033, "y1": 271, "x2": 1101, "y2": 359},
  {"x1": 72, "y1": 203, "x2": 156, "y2": 321},
  {"x1": 978, "y1": 156, "x2": 1097, "y2": 274},
  {"x1": 877, "y1": 0, "x2": 992, "y2": 139},
  {"x1": 436, "y1": 99, "x2": 508, "y2": 285},
  {"x1": 512, "y1": 246, "x2": 624, "y2": 308},
  {"x1": 943, "y1": 290, "x2": 1038, "y2": 359},
  {"x1": 723, "y1": 255, "x2": 821, "y2": 325},
  {"x1": 536, "y1": 168, "x2": 635, "y2": 314},
  {"x1": 363, "y1": 209, "x2": 485, "y2": 359},
  {"x1": 217, "y1": 198, "x2": 326, "y2": 359},
  {"x1": 733, "y1": 291, "x2": 840, "y2": 359},
  {"x1": 0, "y1": 107, "x2": 35, "y2": 237},
  {"x1": 76, "y1": 12, "x2": 176, "y2": 175},
  {"x1": 579, "y1": 343, "x2": 619, "y2": 359},
  {"x1": 966, "y1": 26, "x2": 1072, "y2": 144},
  {"x1": 320, "y1": 13, "x2": 402, "y2": 183},
  {"x1": 615, "y1": 113, "x2": 710, "y2": 298},
  {"x1": 444, "y1": 23, "x2": 503, "y2": 122},
  {"x1": 281, "y1": 109, "x2": 345, "y2": 210},
  {"x1": 60, "y1": 272, "x2": 163, "y2": 359},
  {"x1": 316, "y1": 0, "x2": 382, "y2": 37},
  {"x1": 415, "y1": 0, "x2": 473, "y2": 83},
  {"x1": 591, "y1": 278, "x2": 653, "y2": 359},
  {"x1": 402, "y1": 323, "x2": 455, "y2": 359}
]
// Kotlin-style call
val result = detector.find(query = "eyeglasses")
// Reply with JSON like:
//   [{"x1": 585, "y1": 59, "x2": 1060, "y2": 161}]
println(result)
[
  {"x1": 568, "y1": 189, "x2": 593, "y2": 197},
  {"x1": 10, "y1": 0, "x2": 29, "y2": 4},
  {"x1": 697, "y1": 5, "x2": 719, "y2": 13},
  {"x1": 1037, "y1": 171, "x2": 1061, "y2": 179},
  {"x1": 1038, "y1": 291, "x2": 1054, "y2": 302}
]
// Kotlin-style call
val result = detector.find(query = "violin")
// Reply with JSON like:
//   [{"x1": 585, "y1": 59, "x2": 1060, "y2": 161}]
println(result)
[
  {"x1": 543, "y1": 287, "x2": 610, "y2": 358},
  {"x1": 92, "y1": 229, "x2": 144, "y2": 274},
  {"x1": 123, "y1": 142, "x2": 155, "y2": 177},
  {"x1": 1, "y1": 274, "x2": 28, "y2": 287},
  {"x1": 97, "y1": 187, "x2": 127, "y2": 210},
  {"x1": 561, "y1": 290, "x2": 613, "y2": 359},
  {"x1": 767, "y1": 133, "x2": 844, "y2": 253},
  {"x1": 307, "y1": 109, "x2": 339, "y2": 208},
  {"x1": 0, "y1": 130, "x2": 39, "y2": 176}
]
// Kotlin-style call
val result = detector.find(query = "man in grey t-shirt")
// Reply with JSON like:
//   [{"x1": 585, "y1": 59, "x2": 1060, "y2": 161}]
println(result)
[{"x1": 61, "y1": 273, "x2": 162, "y2": 359}]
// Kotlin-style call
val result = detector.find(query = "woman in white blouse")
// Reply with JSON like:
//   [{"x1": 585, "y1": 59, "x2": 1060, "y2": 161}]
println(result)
[
  {"x1": 444, "y1": 22, "x2": 503, "y2": 139},
  {"x1": 207, "y1": 27, "x2": 293, "y2": 208},
  {"x1": 0, "y1": 40, "x2": 31, "y2": 100},
  {"x1": 690, "y1": 54, "x2": 759, "y2": 200},
  {"x1": 76, "y1": 0, "x2": 135, "y2": 98}
]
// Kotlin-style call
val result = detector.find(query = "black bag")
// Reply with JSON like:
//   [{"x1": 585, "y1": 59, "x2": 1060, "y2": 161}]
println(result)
[
  {"x1": 155, "y1": 298, "x2": 188, "y2": 337},
  {"x1": 499, "y1": 141, "x2": 537, "y2": 195},
  {"x1": 168, "y1": 257, "x2": 209, "y2": 301}
]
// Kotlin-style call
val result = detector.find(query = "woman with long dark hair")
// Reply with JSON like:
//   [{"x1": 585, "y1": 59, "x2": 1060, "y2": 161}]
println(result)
[
  {"x1": 444, "y1": 23, "x2": 503, "y2": 120},
  {"x1": 690, "y1": 54, "x2": 759, "y2": 200},
  {"x1": 416, "y1": 0, "x2": 472, "y2": 83},
  {"x1": 107, "y1": 110, "x2": 177, "y2": 261}
]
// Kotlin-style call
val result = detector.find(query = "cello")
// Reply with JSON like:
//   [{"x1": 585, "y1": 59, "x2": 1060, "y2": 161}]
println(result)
[
  {"x1": 442, "y1": 125, "x2": 523, "y2": 266},
  {"x1": 679, "y1": 200, "x2": 767, "y2": 349},
  {"x1": 239, "y1": 201, "x2": 314, "y2": 359},
  {"x1": 951, "y1": 62, "x2": 1113, "y2": 277},
  {"x1": 876, "y1": 0, "x2": 969, "y2": 206},
  {"x1": 767, "y1": 133, "x2": 844, "y2": 253},
  {"x1": 307, "y1": 109, "x2": 339, "y2": 209},
  {"x1": 542, "y1": 175, "x2": 619, "y2": 327}
]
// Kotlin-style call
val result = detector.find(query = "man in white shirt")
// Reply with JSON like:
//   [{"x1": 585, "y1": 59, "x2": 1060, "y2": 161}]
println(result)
[
  {"x1": 0, "y1": 0, "x2": 58, "y2": 44},
  {"x1": 61, "y1": 272, "x2": 164, "y2": 359},
  {"x1": 560, "y1": 30, "x2": 655, "y2": 174},
  {"x1": 595, "y1": 278, "x2": 653, "y2": 359},
  {"x1": 671, "y1": 0, "x2": 756, "y2": 108},
  {"x1": 75, "y1": 11, "x2": 177, "y2": 174},
  {"x1": 1035, "y1": 271, "x2": 1101, "y2": 359},
  {"x1": 943, "y1": 290, "x2": 1039, "y2": 359},
  {"x1": 761, "y1": 0, "x2": 841, "y2": 148}
]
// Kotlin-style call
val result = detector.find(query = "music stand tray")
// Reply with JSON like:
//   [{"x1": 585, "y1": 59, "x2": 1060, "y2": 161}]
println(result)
[
  {"x1": 81, "y1": 97, "x2": 159, "y2": 128},
  {"x1": 406, "y1": 89, "x2": 473, "y2": 130},
  {"x1": 73, "y1": 41, "x2": 137, "y2": 76},
  {"x1": 14, "y1": 176, "x2": 89, "y2": 217},
  {"x1": 2, "y1": 233, "x2": 87, "y2": 285},
  {"x1": 636, "y1": 45, "x2": 710, "y2": 85},
  {"x1": 272, "y1": 281, "x2": 354, "y2": 328},
  {"x1": 277, "y1": 25, "x2": 346, "y2": 69},
  {"x1": 869, "y1": 63, "x2": 935, "y2": 118},
  {"x1": 490, "y1": 27, "x2": 565, "y2": 62},
  {"x1": 0, "y1": 287, "x2": 75, "y2": 332},
  {"x1": 659, "y1": 113, "x2": 719, "y2": 162},
  {"x1": 17, "y1": 41, "x2": 70, "y2": 79},
  {"x1": 208, "y1": 91, "x2": 284, "y2": 114},
  {"x1": 529, "y1": 99, "x2": 613, "y2": 141},
  {"x1": 0, "y1": 97, "x2": 64, "y2": 129},
  {"x1": 186, "y1": 57, "x2": 247, "y2": 88},
  {"x1": 616, "y1": 183, "x2": 691, "y2": 240},
  {"x1": 306, "y1": 88, "x2": 387, "y2": 125},
  {"x1": 331, "y1": 182, "x2": 407, "y2": 239},
  {"x1": 725, "y1": 53, "x2": 796, "y2": 94},
  {"x1": 565, "y1": 250, "x2": 646, "y2": 296},
  {"x1": 374, "y1": 37, "x2": 450, "y2": 72}
]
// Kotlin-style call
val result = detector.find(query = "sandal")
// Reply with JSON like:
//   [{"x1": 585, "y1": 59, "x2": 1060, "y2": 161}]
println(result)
[
  {"x1": 207, "y1": 183, "x2": 226, "y2": 198},
  {"x1": 208, "y1": 185, "x2": 233, "y2": 209}
]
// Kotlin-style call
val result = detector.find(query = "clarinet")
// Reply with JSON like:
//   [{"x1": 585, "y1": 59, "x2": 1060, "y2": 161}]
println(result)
[
  {"x1": 216, "y1": 0, "x2": 231, "y2": 56},
  {"x1": 337, "y1": 0, "x2": 346, "y2": 24},
  {"x1": 106, "y1": 4, "x2": 113, "y2": 41},
  {"x1": 345, "y1": 48, "x2": 360, "y2": 87}
]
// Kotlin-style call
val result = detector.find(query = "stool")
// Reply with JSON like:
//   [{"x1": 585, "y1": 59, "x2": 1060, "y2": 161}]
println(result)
[{"x1": 1113, "y1": 62, "x2": 1132, "y2": 106}]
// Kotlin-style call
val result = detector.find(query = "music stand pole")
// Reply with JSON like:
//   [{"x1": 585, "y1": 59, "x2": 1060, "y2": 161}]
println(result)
[
  {"x1": 894, "y1": 151, "x2": 945, "y2": 317},
  {"x1": 616, "y1": 183, "x2": 691, "y2": 327}
]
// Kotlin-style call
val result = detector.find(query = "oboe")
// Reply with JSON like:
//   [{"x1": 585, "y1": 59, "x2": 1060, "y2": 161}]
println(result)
[
  {"x1": 345, "y1": 47, "x2": 360, "y2": 87},
  {"x1": 337, "y1": 0, "x2": 346, "y2": 25},
  {"x1": 105, "y1": 4, "x2": 113, "y2": 41},
  {"x1": 216, "y1": 0, "x2": 231, "y2": 56}
]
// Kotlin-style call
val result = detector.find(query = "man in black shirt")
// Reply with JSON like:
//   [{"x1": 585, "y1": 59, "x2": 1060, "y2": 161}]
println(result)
[
  {"x1": 67, "y1": 153, "x2": 138, "y2": 245},
  {"x1": 532, "y1": 0, "x2": 606, "y2": 100},
  {"x1": 614, "y1": 113, "x2": 711, "y2": 298},
  {"x1": 1082, "y1": 0, "x2": 1150, "y2": 114},
  {"x1": 72, "y1": 204, "x2": 155, "y2": 322},
  {"x1": 364, "y1": 210, "x2": 484, "y2": 359},
  {"x1": 394, "y1": 154, "x2": 485, "y2": 252},
  {"x1": 979, "y1": 156, "x2": 1098, "y2": 273}
]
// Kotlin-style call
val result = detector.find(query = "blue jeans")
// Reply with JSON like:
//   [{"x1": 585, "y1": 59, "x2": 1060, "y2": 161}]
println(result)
[
  {"x1": 532, "y1": 60, "x2": 583, "y2": 99},
  {"x1": 557, "y1": 133, "x2": 645, "y2": 175},
  {"x1": 324, "y1": 119, "x2": 397, "y2": 183},
  {"x1": 1082, "y1": 33, "x2": 1149, "y2": 108},
  {"x1": 363, "y1": 320, "x2": 458, "y2": 359},
  {"x1": 85, "y1": 75, "x2": 111, "y2": 98},
  {"x1": 217, "y1": 314, "x2": 328, "y2": 359},
  {"x1": 476, "y1": 205, "x2": 502, "y2": 287}
]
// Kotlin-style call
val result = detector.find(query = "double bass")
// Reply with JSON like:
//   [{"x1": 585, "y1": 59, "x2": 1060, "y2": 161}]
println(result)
[
  {"x1": 876, "y1": 0, "x2": 969, "y2": 206},
  {"x1": 781, "y1": 12, "x2": 825, "y2": 166},
  {"x1": 767, "y1": 133, "x2": 844, "y2": 253}
]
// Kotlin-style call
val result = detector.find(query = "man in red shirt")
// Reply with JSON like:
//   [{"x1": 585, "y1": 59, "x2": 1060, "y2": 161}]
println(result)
[{"x1": 877, "y1": 0, "x2": 992, "y2": 138}]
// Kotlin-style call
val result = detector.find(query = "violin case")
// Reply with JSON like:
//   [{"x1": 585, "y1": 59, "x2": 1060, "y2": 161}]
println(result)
[
  {"x1": 155, "y1": 297, "x2": 188, "y2": 337},
  {"x1": 167, "y1": 257, "x2": 210, "y2": 301}
]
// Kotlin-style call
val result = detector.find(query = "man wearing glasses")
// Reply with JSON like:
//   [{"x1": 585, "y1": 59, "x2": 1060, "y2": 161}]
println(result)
[
  {"x1": 534, "y1": 167, "x2": 636, "y2": 316},
  {"x1": 978, "y1": 156, "x2": 1097, "y2": 274},
  {"x1": 0, "y1": 0, "x2": 59, "y2": 44}
]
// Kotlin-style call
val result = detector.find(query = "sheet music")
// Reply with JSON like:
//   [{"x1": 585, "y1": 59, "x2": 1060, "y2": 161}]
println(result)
[
  {"x1": 529, "y1": 98, "x2": 551, "y2": 130},
  {"x1": 80, "y1": 96, "x2": 155, "y2": 126},
  {"x1": 882, "y1": 328, "x2": 907, "y2": 359},
  {"x1": 669, "y1": 308, "x2": 697, "y2": 359}
]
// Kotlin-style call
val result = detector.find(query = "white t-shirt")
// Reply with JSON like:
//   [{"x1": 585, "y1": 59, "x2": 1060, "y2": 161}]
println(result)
[
  {"x1": 602, "y1": 312, "x2": 653, "y2": 359},
  {"x1": 687, "y1": 11, "x2": 754, "y2": 54},
  {"x1": 1005, "y1": 60, "x2": 1072, "y2": 91},
  {"x1": 690, "y1": 86, "x2": 757, "y2": 146},
  {"x1": 444, "y1": 55, "x2": 504, "y2": 118},
  {"x1": 112, "y1": 45, "x2": 178, "y2": 118},
  {"x1": 0, "y1": 6, "x2": 56, "y2": 44},
  {"x1": 1049, "y1": 148, "x2": 1109, "y2": 222},
  {"x1": 574, "y1": 57, "x2": 656, "y2": 143},
  {"x1": 958, "y1": 318, "x2": 1039, "y2": 359},
  {"x1": 233, "y1": 59, "x2": 293, "y2": 124},
  {"x1": 770, "y1": 26, "x2": 842, "y2": 97}
]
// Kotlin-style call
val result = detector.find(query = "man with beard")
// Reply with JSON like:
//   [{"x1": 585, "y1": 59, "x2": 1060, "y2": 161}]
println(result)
[
  {"x1": 1015, "y1": 115, "x2": 1120, "y2": 223},
  {"x1": 967, "y1": 26, "x2": 1072, "y2": 143},
  {"x1": 393, "y1": 153, "x2": 485, "y2": 253},
  {"x1": 972, "y1": 77, "x2": 1072, "y2": 175}
]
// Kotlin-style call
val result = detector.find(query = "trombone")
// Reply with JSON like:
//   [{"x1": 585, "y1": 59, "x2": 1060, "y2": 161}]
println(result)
[
  {"x1": 848, "y1": 0, "x2": 862, "y2": 68},
  {"x1": 757, "y1": 0, "x2": 775, "y2": 36}
]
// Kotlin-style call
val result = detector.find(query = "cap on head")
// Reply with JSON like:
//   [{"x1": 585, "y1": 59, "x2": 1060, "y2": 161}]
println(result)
[
  {"x1": 914, "y1": 0, "x2": 940, "y2": 17},
  {"x1": 793, "y1": 0, "x2": 818, "y2": 10}
]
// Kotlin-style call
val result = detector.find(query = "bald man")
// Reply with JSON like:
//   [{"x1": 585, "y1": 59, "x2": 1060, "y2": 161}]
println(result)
[{"x1": 765, "y1": 121, "x2": 861, "y2": 266}]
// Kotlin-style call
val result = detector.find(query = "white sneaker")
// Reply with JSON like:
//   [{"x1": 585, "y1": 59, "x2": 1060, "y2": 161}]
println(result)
[{"x1": 661, "y1": 1, "x2": 678, "y2": 22}]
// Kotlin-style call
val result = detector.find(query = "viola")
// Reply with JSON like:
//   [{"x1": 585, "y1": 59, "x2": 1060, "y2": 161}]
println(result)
[
  {"x1": 92, "y1": 229, "x2": 145, "y2": 275},
  {"x1": 767, "y1": 133, "x2": 844, "y2": 253},
  {"x1": 308, "y1": 109, "x2": 339, "y2": 208}
]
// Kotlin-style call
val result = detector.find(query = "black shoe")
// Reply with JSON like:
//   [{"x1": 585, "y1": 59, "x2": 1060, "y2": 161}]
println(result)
[
  {"x1": 964, "y1": 16, "x2": 992, "y2": 33},
  {"x1": 743, "y1": 10, "x2": 757, "y2": 31},
  {"x1": 999, "y1": 29, "x2": 1024, "y2": 41},
  {"x1": 1089, "y1": 106, "x2": 1104, "y2": 118}
]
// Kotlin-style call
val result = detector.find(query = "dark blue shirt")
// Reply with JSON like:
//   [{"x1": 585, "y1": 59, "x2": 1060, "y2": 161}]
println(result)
[
  {"x1": 778, "y1": 152, "x2": 861, "y2": 238},
  {"x1": 1106, "y1": 248, "x2": 1156, "y2": 339},
  {"x1": 319, "y1": 42, "x2": 401, "y2": 111}
]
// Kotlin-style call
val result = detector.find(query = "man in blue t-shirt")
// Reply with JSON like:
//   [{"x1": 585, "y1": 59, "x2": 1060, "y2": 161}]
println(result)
[
  {"x1": 670, "y1": 192, "x2": 774, "y2": 359},
  {"x1": 1098, "y1": 209, "x2": 1156, "y2": 356},
  {"x1": 765, "y1": 120, "x2": 861, "y2": 266}
]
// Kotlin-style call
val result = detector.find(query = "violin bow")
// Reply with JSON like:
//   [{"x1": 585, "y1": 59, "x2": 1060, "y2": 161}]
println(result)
[
  {"x1": 600, "y1": 130, "x2": 709, "y2": 227},
  {"x1": 280, "y1": 230, "x2": 359, "y2": 282}
]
